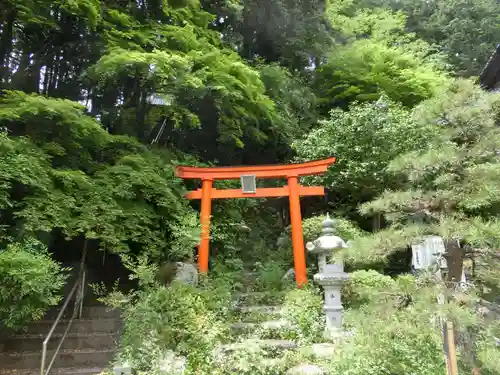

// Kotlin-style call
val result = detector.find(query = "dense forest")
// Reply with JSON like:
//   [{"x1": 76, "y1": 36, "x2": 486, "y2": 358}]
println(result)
[{"x1": 1, "y1": 0, "x2": 500, "y2": 374}]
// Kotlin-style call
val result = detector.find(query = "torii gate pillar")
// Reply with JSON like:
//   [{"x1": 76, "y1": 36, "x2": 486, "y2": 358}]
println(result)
[
  {"x1": 287, "y1": 175, "x2": 307, "y2": 285},
  {"x1": 176, "y1": 157, "x2": 336, "y2": 286}
]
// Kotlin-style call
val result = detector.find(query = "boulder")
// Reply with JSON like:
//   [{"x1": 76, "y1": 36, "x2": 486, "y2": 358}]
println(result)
[
  {"x1": 173, "y1": 262, "x2": 198, "y2": 286},
  {"x1": 282, "y1": 268, "x2": 295, "y2": 281},
  {"x1": 276, "y1": 235, "x2": 289, "y2": 247}
]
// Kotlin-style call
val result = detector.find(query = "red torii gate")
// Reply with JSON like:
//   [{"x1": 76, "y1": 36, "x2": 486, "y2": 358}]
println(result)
[{"x1": 175, "y1": 157, "x2": 336, "y2": 286}]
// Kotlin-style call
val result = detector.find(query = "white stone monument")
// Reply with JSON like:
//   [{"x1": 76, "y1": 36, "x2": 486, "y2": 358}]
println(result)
[
  {"x1": 306, "y1": 214, "x2": 349, "y2": 338},
  {"x1": 412, "y1": 235, "x2": 469, "y2": 289},
  {"x1": 411, "y1": 235, "x2": 447, "y2": 271}
]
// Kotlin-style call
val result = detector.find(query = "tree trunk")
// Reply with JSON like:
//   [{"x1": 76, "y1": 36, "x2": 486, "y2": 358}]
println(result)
[
  {"x1": 444, "y1": 239, "x2": 464, "y2": 287},
  {"x1": 25, "y1": 51, "x2": 42, "y2": 94},
  {"x1": 372, "y1": 213, "x2": 381, "y2": 232},
  {"x1": 0, "y1": 8, "x2": 15, "y2": 84},
  {"x1": 49, "y1": 52, "x2": 61, "y2": 95}
]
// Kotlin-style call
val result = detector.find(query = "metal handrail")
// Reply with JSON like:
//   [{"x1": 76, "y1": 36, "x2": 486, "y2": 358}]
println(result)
[{"x1": 41, "y1": 244, "x2": 87, "y2": 375}]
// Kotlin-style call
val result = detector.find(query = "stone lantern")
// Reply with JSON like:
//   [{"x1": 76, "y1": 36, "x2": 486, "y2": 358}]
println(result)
[{"x1": 306, "y1": 214, "x2": 349, "y2": 338}]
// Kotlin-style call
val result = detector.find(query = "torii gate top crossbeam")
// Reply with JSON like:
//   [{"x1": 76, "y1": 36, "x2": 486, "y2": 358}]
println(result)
[{"x1": 175, "y1": 157, "x2": 337, "y2": 180}]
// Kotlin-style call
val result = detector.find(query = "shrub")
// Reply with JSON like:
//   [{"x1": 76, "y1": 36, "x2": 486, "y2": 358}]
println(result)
[
  {"x1": 326, "y1": 307, "x2": 445, "y2": 375},
  {"x1": 116, "y1": 282, "x2": 228, "y2": 373},
  {"x1": 326, "y1": 273, "x2": 442, "y2": 374},
  {"x1": 98, "y1": 255, "x2": 232, "y2": 375},
  {"x1": 280, "y1": 286, "x2": 325, "y2": 344},
  {"x1": 254, "y1": 259, "x2": 288, "y2": 292},
  {"x1": 326, "y1": 272, "x2": 486, "y2": 375},
  {"x1": 343, "y1": 269, "x2": 396, "y2": 308},
  {"x1": 0, "y1": 238, "x2": 68, "y2": 330}
]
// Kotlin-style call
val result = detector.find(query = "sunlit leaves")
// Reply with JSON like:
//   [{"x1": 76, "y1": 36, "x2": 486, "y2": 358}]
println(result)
[
  {"x1": 379, "y1": 0, "x2": 500, "y2": 75},
  {"x1": 90, "y1": 5, "x2": 285, "y2": 154},
  {"x1": 0, "y1": 238, "x2": 68, "y2": 329},
  {"x1": 315, "y1": 38, "x2": 448, "y2": 111},
  {"x1": 348, "y1": 80, "x2": 500, "y2": 305},
  {"x1": 0, "y1": 92, "x2": 199, "y2": 261},
  {"x1": 294, "y1": 96, "x2": 433, "y2": 204}
]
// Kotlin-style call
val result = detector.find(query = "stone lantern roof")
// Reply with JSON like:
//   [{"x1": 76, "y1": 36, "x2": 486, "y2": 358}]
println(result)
[{"x1": 306, "y1": 214, "x2": 348, "y2": 255}]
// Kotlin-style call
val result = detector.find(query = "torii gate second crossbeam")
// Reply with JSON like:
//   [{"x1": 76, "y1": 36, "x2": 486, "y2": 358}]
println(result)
[{"x1": 175, "y1": 157, "x2": 336, "y2": 286}]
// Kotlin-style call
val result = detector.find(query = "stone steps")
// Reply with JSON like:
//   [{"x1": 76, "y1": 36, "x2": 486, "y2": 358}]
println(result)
[
  {"x1": 224, "y1": 266, "x2": 332, "y2": 374},
  {"x1": 218, "y1": 339, "x2": 298, "y2": 353},
  {"x1": 233, "y1": 304, "x2": 282, "y2": 324},
  {"x1": 233, "y1": 291, "x2": 287, "y2": 305},
  {"x1": 22, "y1": 318, "x2": 121, "y2": 335},
  {"x1": 220, "y1": 270, "x2": 299, "y2": 366},
  {"x1": 237, "y1": 305, "x2": 281, "y2": 315},
  {"x1": 0, "y1": 349, "x2": 115, "y2": 370},
  {"x1": 44, "y1": 306, "x2": 121, "y2": 320},
  {"x1": 2, "y1": 332, "x2": 118, "y2": 352},
  {"x1": 0, "y1": 305, "x2": 120, "y2": 374},
  {"x1": 0, "y1": 367, "x2": 104, "y2": 375},
  {"x1": 230, "y1": 319, "x2": 290, "y2": 332}
]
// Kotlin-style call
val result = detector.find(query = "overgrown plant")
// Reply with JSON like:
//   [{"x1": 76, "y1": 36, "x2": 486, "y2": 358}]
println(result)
[
  {"x1": 342, "y1": 269, "x2": 397, "y2": 308},
  {"x1": 253, "y1": 259, "x2": 288, "y2": 292},
  {"x1": 279, "y1": 286, "x2": 324, "y2": 344},
  {"x1": 95, "y1": 255, "x2": 236, "y2": 375},
  {"x1": 0, "y1": 238, "x2": 68, "y2": 330},
  {"x1": 327, "y1": 271, "x2": 481, "y2": 375},
  {"x1": 351, "y1": 80, "x2": 500, "y2": 291}
]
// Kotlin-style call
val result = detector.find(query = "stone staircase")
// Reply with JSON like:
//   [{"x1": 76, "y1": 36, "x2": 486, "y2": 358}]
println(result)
[
  {"x1": 0, "y1": 305, "x2": 121, "y2": 375},
  {"x1": 216, "y1": 269, "x2": 333, "y2": 374},
  {"x1": 0, "y1": 267, "x2": 330, "y2": 375}
]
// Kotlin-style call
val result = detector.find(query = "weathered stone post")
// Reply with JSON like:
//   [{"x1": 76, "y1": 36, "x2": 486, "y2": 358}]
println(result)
[{"x1": 306, "y1": 214, "x2": 348, "y2": 338}]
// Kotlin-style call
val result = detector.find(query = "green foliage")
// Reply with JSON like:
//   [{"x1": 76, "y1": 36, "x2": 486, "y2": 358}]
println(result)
[
  {"x1": 118, "y1": 282, "x2": 227, "y2": 373},
  {"x1": 315, "y1": 39, "x2": 446, "y2": 112},
  {"x1": 328, "y1": 4, "x2": 416, "y2": 45},
  {"x1": 99, "y1": 256, "x2": 233, "y2": 375},
  {"x1": 315, "y1": 4, "x2": 448, "y2": 111},
  {"x1": 0, "y1": 129, "x2": 53, "y2": 239},
  {"x1": 326, "y1": 272, "x2": 479, "y2": 374},
  {"x1": 258, "y1": 63, "x2": 319, "y2": 139},
  {"x1": 327, "y1": 0, "x2": 500, "y2": 76},
  {"x1": 330, "y1": 308, "x2": 445, "y2": 374},
  {"x1": 235, "y1": 0, "x2": 333, "y2": 72},
  {"x1": 200, "y1": 259, "x2": 245, "y2": 313},
  {"x1": 208, "y1": 193, "x2": 283, "y2": 265},
  {"x1": 294, "y1": 97, "x2": 434, "y2": 207},
  {"x1": 0, "y1": 90, "x2": 143, "y2": 171},
  {"x1": 351, "y1": 81, "x2": 500, "y2": 285},
  {"x1": 343, "y1": 269, "x2": 396, "y2": 307},
  {"x1": 253, "y1": 259, "x2": 288, "y2": 292},
  {"x1": 0, "y1": 238, "x2": 68, "y2": 329},
  {"x1": 280, "y1": 286, "x2": 324, "y2": 344},
  {"x1": 87, "y1": 3, "x2": 300, "y2": 165},
  {"x1": 476, "y1": 320, "x2": 500, "y2": 374},
  {"x1": 315, "y1": 40, "x2": 447, "y2": 110},
  {"x1": 300, "y1": 215, "x2": 365, "y2": 243},
  {"x1": 0, "y1": 92, "x2": 200, "y2": 261},
  {"x1": 2, "y1": 1, "x2": 500, "y2": 373},
  {"x1": 377, "y1": 0, "x2": 500, "y2": 76}
]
